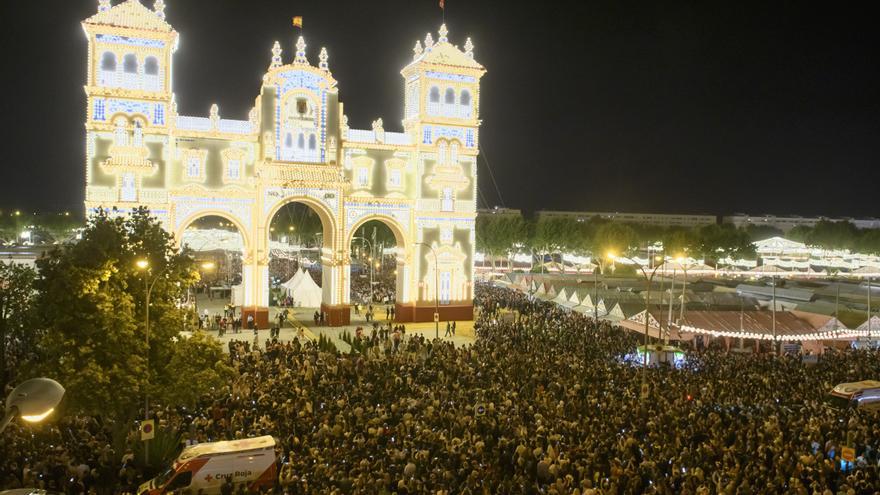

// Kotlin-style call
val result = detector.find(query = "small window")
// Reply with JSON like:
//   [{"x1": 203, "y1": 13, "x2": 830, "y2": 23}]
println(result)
[
  {"x1": 441, "y1": 187, "x2": 454, "y2": 212},
  {"x1": 297, "y1": 133, "x2": 305, "y2": 149},
  {"x1": 186, "y1": 156, "x2": 200, "y2": 178},
  {"x1": 357, "y1": 167, "x2": 369, "y2": 187},
  {"x1": 132, "y1": 121, "x2": 144, "y2": 147},
  {"x1": 439, "y1": 271, "x2": 452, "y2": 304},
  {"x1": 114, "y1": 119, "x2": 128, "y2": 146},
  {"x1": 444, "y1": 88, "x2": 455, "y2": 104},
  {"x1": 460, "y1": 90, "x2": 471, "y2": 107},
  {"x1": 123, "y1": 54, "x2": 138, "y2": 74},
  {"x1": 450, "y1": 142, "x2": 459, "y2": 163},
  {"x1": 285, "y1": 133, "x2": 293, "y2": 148},
  {"x1": 228, "y1": 159, "x2": 241, "y2": 180},
  {"x1": 429, "y1": 86, "x2": 440, "y2": 103},
  {"x1": 438, "y1": 142, "x2": 447, "y2": 164},
  {"x1": 308, "y1": 134, "x2": 316, "y2": 150},
  {"x1": 121, "y1": 173, "x2": 136, "y2": 202},
  {"x1": 144, "y1": 57, "x2": 159, "y2": 75},
  {"x1": 389, "y1": 169, "x2": 402, "y2": 188},
  {"x1": 100, "y1": 52, "x2": 117, "y2": 71},
  {"x1": 296, "y1": 98, "x2": 307, "y2": 115}
]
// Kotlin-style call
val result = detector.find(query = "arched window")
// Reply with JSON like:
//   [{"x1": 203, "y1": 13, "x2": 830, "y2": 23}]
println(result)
[
  {"x1": 438, "y1": 141, "x2": 447, "y2": 164},
  {"x1": 144, "y1": 57, "x2": 160, "y2": 91},
  {"x1": 297, "y1": 133, "x2": 305, "y2": 149},
  {"x1": 122, "y1": 54, "x2": 138, "y2": 89},
  {"x1": 450, "y1": 142, "x2": 459, "y2": 163},
  {"x1": 99, "y1": 52, "x2": 116, "y2": 86},
  {"x1": 123, "y1": 54, "x2": 138, "y2": 73},
  {"x1": 444, "y1": 88, "x2": 455, "y2": 104},
  {"x1": 144, "y1": 57, "x2": 158, "y2": 75},
  {"x1": 132, "y1": 121, "x2": 144, "y2": 147},
  {"x1": 429, "y1": 86, "x2": 440, "y2": 103},
  {"x1": 285, "y1": 133, "x2": 293, "y2": 148},
  {"x1": 308, "y1": 134, "x2": 316, "y2": 150},
  {"x1": 460, "y1": 90, "x2": 471, "y2": 107}
]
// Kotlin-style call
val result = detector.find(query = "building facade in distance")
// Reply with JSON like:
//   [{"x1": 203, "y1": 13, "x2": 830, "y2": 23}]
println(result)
[
  {"x1": 81, "y1": 0, "x2": 484, "y2": 324},
  {"x1": 536, "y1": 210, "x2": 717, "y2": 228}
]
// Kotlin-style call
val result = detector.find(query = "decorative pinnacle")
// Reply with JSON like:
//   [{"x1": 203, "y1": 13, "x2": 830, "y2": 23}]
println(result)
[
  {"x1": 318, "y1": 47, "x2": 329, "y2": 71},
  {"x1": 464, "y1": 37, "x2": 474, "y2": 58},
  {"x1": 98, "y1": 0, "x2": 111, "y2": 13},
  {"x1": 294, "y1": 36, "x2": 308, "y2": 64},
  {"x1": 413, "y1": 40, "x2": 423, "y2": 59},
  {"x1": 270, "y1": 41, "x2": 282, "y2": 69},
  {"x1": 209, "y1": 104, "x2": 220, "y2": 127},
  {"x1": 424, "y1": 32, "x2": 434, "y2": 49},
  {"x1": 438, "y1": 23, "x2": 448, "y2": 43},
  {"x1": 154, "y1": 0, "x2": 165, "y2": 20}
]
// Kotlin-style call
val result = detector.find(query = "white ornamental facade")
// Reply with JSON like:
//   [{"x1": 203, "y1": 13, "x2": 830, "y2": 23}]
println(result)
[{"x1": 82, "y1": 0, "x2": 484, "y2": 325}]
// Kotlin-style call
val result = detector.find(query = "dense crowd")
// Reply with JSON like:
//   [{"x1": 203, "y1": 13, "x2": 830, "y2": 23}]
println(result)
[
  {"x1": 2, "y1": 284, "x2": 879, "y2": 494},
  {"x1": 350, "y1": 271, "x2": 395, "y2": 305}
]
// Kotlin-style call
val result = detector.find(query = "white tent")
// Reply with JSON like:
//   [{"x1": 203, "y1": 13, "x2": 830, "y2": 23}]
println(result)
[
  {"x1": 289, "y1": 271, "x2": 322, "y2": 307},
  {"x1": 281, "y1": 269, "x2": 306, "y2": 293}
]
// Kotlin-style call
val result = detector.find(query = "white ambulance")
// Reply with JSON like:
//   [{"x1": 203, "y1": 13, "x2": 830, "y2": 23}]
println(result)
[{"x1": 138, "y1": 436, "x2": 278, "y2": 495}]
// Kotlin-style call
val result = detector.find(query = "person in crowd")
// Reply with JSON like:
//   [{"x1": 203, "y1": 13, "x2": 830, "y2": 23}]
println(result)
[{"x1": 2, "y1": 284, "x2": 879, "y2": 494}]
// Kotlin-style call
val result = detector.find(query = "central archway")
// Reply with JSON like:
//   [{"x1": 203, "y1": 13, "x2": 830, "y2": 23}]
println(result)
[{"x1": 260, "y1": 196, "x2": 339, "y2": 326}]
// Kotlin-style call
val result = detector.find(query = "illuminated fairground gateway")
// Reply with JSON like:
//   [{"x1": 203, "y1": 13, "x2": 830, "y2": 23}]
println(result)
[{"x1": 81, "y1": 0, "x2": 484, "y2": 325}]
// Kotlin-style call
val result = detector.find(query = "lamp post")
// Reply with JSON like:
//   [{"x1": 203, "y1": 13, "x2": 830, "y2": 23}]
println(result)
[
  {"x1": 416, "y1": 242, "x2": 440, "y2": 340},
  {"x1": 593, "y1": 252, "x2": 615, "y2": 322},
  {"x1": 1, "y1": 378, "x2": 65, "y2": 434},
  {"x1": 626, "y1": 253, "x2": 667, "y2": 398},
  {"x1": 676, "y1": 256, "x2": 694, "y2": 323},
  {"x1": 134, "y1": 259, "x2": 169, "y2": 466}
]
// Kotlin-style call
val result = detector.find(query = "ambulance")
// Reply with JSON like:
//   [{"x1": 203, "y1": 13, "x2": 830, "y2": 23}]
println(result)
[
  {"x1": 138, "y1": 436, "x2": 277, "y2": 495},
  {"x1": 826, "y1": 380, "x2": 880, "y2": 412}
]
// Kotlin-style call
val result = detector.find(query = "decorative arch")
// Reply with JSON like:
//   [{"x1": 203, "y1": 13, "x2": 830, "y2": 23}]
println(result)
[
  {"x1": 346, "y1": 214, "x2": 409, "y2": 254},
  {"x1": 175, "y1": 210, "x2": 252, "y2": 253},
  {"x1": 263, "y1": 195, "x2": 338, "y2": 250}
]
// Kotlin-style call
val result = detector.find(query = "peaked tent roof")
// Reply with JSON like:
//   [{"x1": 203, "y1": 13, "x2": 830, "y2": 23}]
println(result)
[
  {"x1": 84, "y1": 0, "x2": 174, "y2": 32},
  {"x1": 754, "y1": 236, "x2": 809, "y2": 253},
  {"x1": 855, "y1": 316, "x2": 880, "y2": 332}
]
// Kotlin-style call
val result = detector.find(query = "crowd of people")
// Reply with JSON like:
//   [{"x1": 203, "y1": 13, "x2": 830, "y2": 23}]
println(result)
[{"x1": 2, "y1": 284, "x2": 879, "y2": 494}]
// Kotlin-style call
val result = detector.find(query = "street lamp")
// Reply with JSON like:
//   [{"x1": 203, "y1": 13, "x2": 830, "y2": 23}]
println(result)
[
  {"x1": 134, "y1": 259, "x2": 169, "y2": 465},
  {"x1": 416, "y1": 242, "x2": 440, "y2": 340},
  {"x1": 675, "y1": 255, "x2": 694, "y2": 323},
  {"x1": 1, "y1": 378, "x2": 65, "y2": 434},
  {"x1": 621, "y1": 253, "x2": 667, "y2": 398},
  {"x1": 593, "y1": 252, "x2": 615, "y2": 322}
]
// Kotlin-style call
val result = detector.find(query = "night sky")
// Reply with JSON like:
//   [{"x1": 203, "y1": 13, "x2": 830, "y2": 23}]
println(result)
[{"x1": 2, "y1": 0, "x2": 878, "y2": 217}]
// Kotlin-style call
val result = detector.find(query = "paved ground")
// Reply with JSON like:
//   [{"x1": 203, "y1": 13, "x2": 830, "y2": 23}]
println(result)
[{"x1": 191, "y1": 295, "x2": 475, "y2": 351}]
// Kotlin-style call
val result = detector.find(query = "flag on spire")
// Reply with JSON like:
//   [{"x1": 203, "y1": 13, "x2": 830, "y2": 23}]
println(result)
[{"x1": 292, "y1": 16, "x2": 303, "y2": 29}]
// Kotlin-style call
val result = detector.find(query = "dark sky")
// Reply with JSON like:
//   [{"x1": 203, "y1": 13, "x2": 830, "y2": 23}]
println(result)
[{"x1": 2, "y1": 0, "x2": 878, "y2": 217}]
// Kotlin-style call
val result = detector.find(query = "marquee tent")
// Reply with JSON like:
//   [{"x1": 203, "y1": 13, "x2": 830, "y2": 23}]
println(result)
[{"x1": 286, "y1": 270, "x2": 322, "y2": 307}]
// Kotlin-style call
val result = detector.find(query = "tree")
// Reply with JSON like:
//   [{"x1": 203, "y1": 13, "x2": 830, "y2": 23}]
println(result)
[
  {"x1": 0, "y1": 262, "x2": 38, "y2": 388},
  {"x1": 662, "y1": 227, "x2": 700, "y2": 257},
  {"x1": 592, "y1": 222, "x2": 637, "y2": 258},
  {"x1": 807, "y1": 220, "x2": 859, "y2": 251},
  {"x1": 33, "y1": 208, "x2": 200, "y2": 418},
  {"x1": 856, "y1": 229, "x2": 880, "y2": 255},
  {"x1": 787, "y1": 225, "x2": 813, "y2": 243},
  {"x1": 160, "y1": 331, "x2": 233, "y2": 408},
  {"x1": 697, "y1": 224, "x2": 755, "y2": 266}
]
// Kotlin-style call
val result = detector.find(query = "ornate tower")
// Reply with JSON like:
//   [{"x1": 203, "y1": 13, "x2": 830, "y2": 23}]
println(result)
[
  {"x1": 397, "y1": 24, "x2": 486, "y2": 321},
  {"x1": 82, "y1": 0, "x2": 178, "y2": 222}
]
